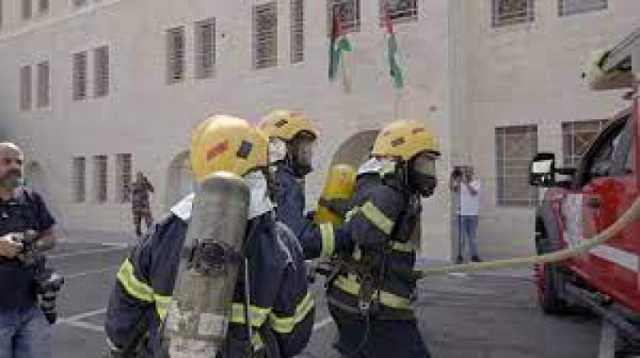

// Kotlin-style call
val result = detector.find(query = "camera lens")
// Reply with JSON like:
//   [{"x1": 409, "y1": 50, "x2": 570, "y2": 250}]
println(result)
[
  {"x1": 39, "y1": 290, "x2": 59, "y2": 324},
  {"x1": 35, "y1": 270, "x2": 64, "y2": 325}
]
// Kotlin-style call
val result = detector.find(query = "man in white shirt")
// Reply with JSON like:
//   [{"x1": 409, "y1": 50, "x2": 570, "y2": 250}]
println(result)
[{"x1": 450, "y1": 166, "x2": 482, "y2": 264}]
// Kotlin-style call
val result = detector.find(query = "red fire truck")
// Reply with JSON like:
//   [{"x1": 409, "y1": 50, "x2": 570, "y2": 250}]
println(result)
[{"x1": 530, "y1": 28, "x2": 640, "y2": 355}]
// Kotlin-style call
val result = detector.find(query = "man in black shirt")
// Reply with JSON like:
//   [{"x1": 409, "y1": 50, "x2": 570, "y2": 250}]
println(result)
[{"x1": 0, "y1": 142, "x2": 57, "y2": 358}]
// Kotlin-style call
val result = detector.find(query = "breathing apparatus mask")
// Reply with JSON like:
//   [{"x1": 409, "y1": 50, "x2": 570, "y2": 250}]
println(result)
[
  {"x1": 269, "y1": 132, "x2": 316, "y2": 178},
  {"x1": 408, "y1": 152, "x2": 439, "y2": 197}
]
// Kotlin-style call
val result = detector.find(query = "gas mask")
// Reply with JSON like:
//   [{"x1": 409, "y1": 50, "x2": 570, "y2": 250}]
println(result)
[
  {"x1": 268, "y1": 138, "x2": 288, "y2": 165},
  {"x1": 408, "y1": 152, "x2": 438, "y2": 197},
  {"x1": 287, "y1": 133, "x2": 316, "y2": 178}
]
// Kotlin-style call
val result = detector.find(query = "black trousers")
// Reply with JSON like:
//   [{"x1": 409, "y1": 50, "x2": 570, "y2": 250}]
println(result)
[{"x1": 329, "y1": 305, "x2": 431, "y2": 358}]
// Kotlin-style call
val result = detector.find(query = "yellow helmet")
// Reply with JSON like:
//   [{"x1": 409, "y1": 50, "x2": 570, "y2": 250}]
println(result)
[
  {"x1": 372, "y1": 119, "x2": 440, "y2": 161},
  {"x1": 259, "y1": 109, "x2": 319, "y2": 142},
  {"x1": 190, "y1": 115, "x2": 268, "y2": 182}
]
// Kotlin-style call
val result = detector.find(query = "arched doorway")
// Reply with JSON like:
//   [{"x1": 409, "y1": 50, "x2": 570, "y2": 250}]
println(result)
[
  {"x1": 166, "y1": 151, "x2": 194, "y2": 209},
  {"x1": 330, "y1": 130, "x2": 379, "y2": 168}
]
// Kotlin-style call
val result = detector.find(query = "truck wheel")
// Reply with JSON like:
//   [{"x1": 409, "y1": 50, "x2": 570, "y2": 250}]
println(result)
[
  {"x1": 535, "y1": 224, "x2": 569, "y2": 314},
  {"x1": 539, "y1": 263, "x2": 569, "y2": 314}
]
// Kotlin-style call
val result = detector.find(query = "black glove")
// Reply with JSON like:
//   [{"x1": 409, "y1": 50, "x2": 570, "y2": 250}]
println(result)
[{"x1": 318, "y1": 198, "x2": 351, "y2": 217}]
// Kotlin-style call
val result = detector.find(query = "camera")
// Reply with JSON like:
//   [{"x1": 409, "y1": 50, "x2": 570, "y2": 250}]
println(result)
[{"x1": 15, "y1": 230, "x2": 65, "y2": 324}]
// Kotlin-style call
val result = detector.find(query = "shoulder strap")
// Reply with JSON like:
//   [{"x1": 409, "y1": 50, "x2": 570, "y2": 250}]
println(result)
[{"x1": 17, "y1": 187, "x2": 34, "y2": 205}]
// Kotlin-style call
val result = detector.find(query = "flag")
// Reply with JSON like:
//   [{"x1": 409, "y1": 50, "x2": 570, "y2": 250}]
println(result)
[
  {"x1": 328, "y1": 5, "x2": 353, "y2": 90},
  {"x1": 383, "y1": 2, "x2": 404, "y2": 89}
]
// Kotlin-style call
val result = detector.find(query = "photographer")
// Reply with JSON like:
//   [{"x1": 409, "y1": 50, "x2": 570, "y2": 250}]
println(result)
[
  {"x1": 0, "y1": 142, "x2": 58, "y2": 358},
  {"x1": 450, "y1": 165, "x2": 482, "y2": 264}
]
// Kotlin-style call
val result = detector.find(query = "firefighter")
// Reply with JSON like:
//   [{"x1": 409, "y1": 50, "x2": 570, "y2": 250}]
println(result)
[
  {"x1": 259, "y1": 110, "x2": 352, "y2": 260},
  {"x1": 259, "y1": 110, "x2": 317, "y2": 238},
  {"x1": 105, "y1": 115, "x2": 315, "y2": 358},
  {"x1": 325, "y1": 119, "x2": 439, "y2": 358}
]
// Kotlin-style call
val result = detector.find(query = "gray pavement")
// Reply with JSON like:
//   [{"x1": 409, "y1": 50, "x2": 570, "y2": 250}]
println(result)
[{"x1": 48, "y1": 242, "x2": 602, "y2": 357}]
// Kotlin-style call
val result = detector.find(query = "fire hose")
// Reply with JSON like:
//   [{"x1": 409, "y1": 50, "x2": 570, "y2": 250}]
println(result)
[
  {"x1": 314, "y1": 165, "x2": 640, "y2": 278},
  {"x1": 413, "y1": 197, "x2": 640, "y2": 278}
]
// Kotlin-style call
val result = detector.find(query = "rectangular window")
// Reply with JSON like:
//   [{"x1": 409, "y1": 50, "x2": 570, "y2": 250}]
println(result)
[
  {"x1": 93, "y1": 155, "x2": 108, "y2": 203},
  {"x1": 496, "y1": 125, "x2": 538, "y2": 207},
  {"x1": 290, "y1": 0, "x2": 304, "y2": 64},
  {"x1": 22, "y1": 0, "x2": 32, "y2": 20},
  {"x1": 116, "y1": 153, "x2": 132, "y2": 203},
  {"x1": 166, "y1": 26, "x2": 186, "y2": 84},
  {"x1": 72, "y1": 157, "x2": 86, "y2": 203},
  {"x1": 73, "y1": 51, "x2": 87, "y2": 101},
  {"x1": 253, "y1": 2, "x2": 278, "y2": 69},
  {"x1": 379, "y1": 0, "x2": 418, "y2": 24},
  {"x1": 562, "y1": 120, "x2": 608, "y2": 168},
  {"x1": 195, "y1": 18, "x2": 216, "y2": 79},
  {"x1": 37, "y1": 61, "x2": 50, "y2": 108},
  {"x1": 327, "y1": 0, "x2": 361, "y2": 34},
  {"x1": 94, "y1": 46, "x2": 110, "y2": 97},
  {"x1": 559, "y1": 0, "x2": 607, "y2": 16},
  {"x1": 39, "y1": 0, "x2": 49, "y2": 14},
  {"x1": 20, "y1": 66, "x2": 32, "y2": 111},
  {"x1": 491, "y1": 0, "x2": 534, "y2": 28}
]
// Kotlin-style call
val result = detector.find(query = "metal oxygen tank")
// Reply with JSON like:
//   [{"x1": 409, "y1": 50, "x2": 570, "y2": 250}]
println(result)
[
  {"x1": 164, "y1": 172, "x2": 250, "y2": 358},
  {"x1": 314, "y1": 164, "x2": 356, "y2": 226}
]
